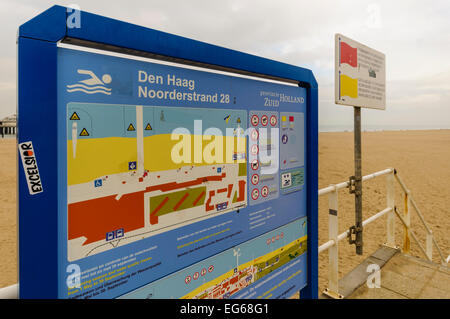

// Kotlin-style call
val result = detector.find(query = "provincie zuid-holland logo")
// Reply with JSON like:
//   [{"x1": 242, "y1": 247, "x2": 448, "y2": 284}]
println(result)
[
  {"x1": 66, "y1": 69, "x2": 112, "y2": 95},
  {"x1": 19, "y1": 141, "x2": 43, "y2": 195}
]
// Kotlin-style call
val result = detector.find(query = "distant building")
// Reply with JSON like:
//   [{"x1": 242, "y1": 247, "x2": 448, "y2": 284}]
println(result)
[{"x1": 0, "y1": 114, "x2": 17, "y2": 137}]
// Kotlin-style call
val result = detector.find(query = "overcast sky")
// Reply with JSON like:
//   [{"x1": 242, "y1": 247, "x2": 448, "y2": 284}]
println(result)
[{"x1": 1, "y1": 0, "x2": 450, "y2": 130}]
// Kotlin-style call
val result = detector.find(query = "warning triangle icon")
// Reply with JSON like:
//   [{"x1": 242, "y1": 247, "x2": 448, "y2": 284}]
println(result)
[
  {"x1": 80, "y1": 128, "x2": 89, "y2": 136},
  {"x1": 70, "y1": 112, "x2": 80, "y2": 120},
  {"x1": 145, "y1": 123, "x2": 152, "y2": 130},
  {"x1": 127, "y1": 123, "x2": 136, "y2": 131}
]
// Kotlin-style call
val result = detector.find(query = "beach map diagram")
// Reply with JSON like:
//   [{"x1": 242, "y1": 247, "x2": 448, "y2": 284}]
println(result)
[
  {"x1": 119, "y1": 217, "x2": 308, "y2": 299},
  {"x1": 67, "y1": 103, "x2": 247, "y2": 261}
]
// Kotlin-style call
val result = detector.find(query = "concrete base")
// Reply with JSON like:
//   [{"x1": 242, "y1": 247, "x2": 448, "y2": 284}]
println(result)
[
  {"x1": 350, "y1": 252, "x2": 450, "y2": 299},
  {"x1": 321, "y1": 245, "x2": 399, "y2": 299}
]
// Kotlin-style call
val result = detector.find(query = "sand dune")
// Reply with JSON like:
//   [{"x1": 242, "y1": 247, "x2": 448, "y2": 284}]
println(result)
[{"x1": 1, "y1": 130, "x2": 449, "y2": 296}]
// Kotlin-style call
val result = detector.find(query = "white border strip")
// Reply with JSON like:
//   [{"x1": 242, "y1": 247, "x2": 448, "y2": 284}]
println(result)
[{"x1": 57, "y1": 42, "x2": 298, "y2": 87}]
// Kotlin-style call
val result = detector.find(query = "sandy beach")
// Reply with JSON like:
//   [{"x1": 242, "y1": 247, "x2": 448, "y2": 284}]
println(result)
[
  {"x1": 0, "y1": 130, "x2": 449, "y2": 295},
  {"x1": 0, "y1": 138, "x2": 17, "y2": 288},
  {"x1": 317, "y1": 129, "x2": 450, "y2": 294}
]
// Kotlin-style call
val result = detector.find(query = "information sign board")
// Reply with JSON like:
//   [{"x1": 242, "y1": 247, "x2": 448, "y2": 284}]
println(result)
[{"x1": 18, "y1": 5, "x2": 318, "y2": 299}]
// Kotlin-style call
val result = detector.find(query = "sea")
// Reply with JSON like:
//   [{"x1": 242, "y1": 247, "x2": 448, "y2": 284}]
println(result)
[{"x1": 319, "y1": 124, "x2": 450, "y2": 132}]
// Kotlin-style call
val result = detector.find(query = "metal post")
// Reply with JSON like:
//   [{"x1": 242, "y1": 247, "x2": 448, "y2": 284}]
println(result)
[
  {"x1": 403, "y1": 190, "x2": 411, "y2": 254},
  {"x1": 329, "y1": 188, "x2": 339, "y2": 294},
  {"x1": 323, "y1": 187, "x2": 343, "y2": 299},
  {"x1": 354, "y1": 107, "x2": 363, "y2": 255},
  {"x1": 385, "y1": 171, "x2": 396, "y2": 248}
]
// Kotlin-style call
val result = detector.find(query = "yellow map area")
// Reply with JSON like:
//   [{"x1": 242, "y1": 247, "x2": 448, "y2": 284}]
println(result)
[
  {"x1": 181, "y1": 235, "x2": 307, "y2": 299},
  {"x1": 68, "y1": 134, "x2": 246, "y2": 185}
]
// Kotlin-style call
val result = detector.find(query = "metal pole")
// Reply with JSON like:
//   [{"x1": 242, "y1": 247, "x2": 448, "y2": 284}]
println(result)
[
  {"x1": 403, "y1": 191, "x2": 411, "y2": 254},
  {"x1": 385, "y1": 171, "x2": 396, "y2": 248},
  {"x1": 326, "y1": 187, "x2": 341, "y2": 298},
  {"x1": 354, "y1": 107, "x2": 363, "y2": 255}
]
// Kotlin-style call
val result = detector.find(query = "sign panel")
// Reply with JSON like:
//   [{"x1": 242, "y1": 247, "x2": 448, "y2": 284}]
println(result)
[
  {"x1": 18, "y1": 5, "x2": 318, "y2": 299},
  {"x1": 335, "y1": 33, "x2": 386, "y2": 109}
]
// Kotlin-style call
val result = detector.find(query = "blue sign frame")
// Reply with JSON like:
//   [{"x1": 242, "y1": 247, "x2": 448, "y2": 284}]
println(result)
[{"x1": 18, "y1": 5, "x2": 318, "y2": 299}]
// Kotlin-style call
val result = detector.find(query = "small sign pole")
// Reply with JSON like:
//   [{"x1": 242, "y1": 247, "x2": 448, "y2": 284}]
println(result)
[
  {"x1": 354, "y1": 106, "x2": 363, "y2": 255},
  {"x1": 335, "y1": 34, "x2": 386, "y2": 255}
]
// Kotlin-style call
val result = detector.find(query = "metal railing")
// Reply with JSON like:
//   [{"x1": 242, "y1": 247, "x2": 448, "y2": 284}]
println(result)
[
  {"x1": 0, "y1": 283, "x2": 17, "y2": 299},
  {"x1": 1, "y1": 167, "x2": 448, "y2": 299},
  {"x1": 319, "y1": 167, "x2": 449, "y2": 299}
]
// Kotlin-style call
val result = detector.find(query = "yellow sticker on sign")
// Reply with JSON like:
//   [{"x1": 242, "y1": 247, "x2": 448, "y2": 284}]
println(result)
[
  {"x1": 127, "y1": 123, "x2": 136, "y2": 131},
  {"x1": 145, "y1": 123, "x2": 152, "y2": 130},
  {"x1": 70, "y1": 112, "x2": 80, "y2": 120},
  {"x1": 79, "y1": 128, "x2": 89, "y2": 136},
  {"x1": 340, "y1": 74, "x2": 358, "y2": 99}
]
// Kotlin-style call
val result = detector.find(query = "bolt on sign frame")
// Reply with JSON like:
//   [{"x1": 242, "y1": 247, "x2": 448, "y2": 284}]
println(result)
[{"x1": 17, "y1": 5, "x2": 318, "y2": 299}]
